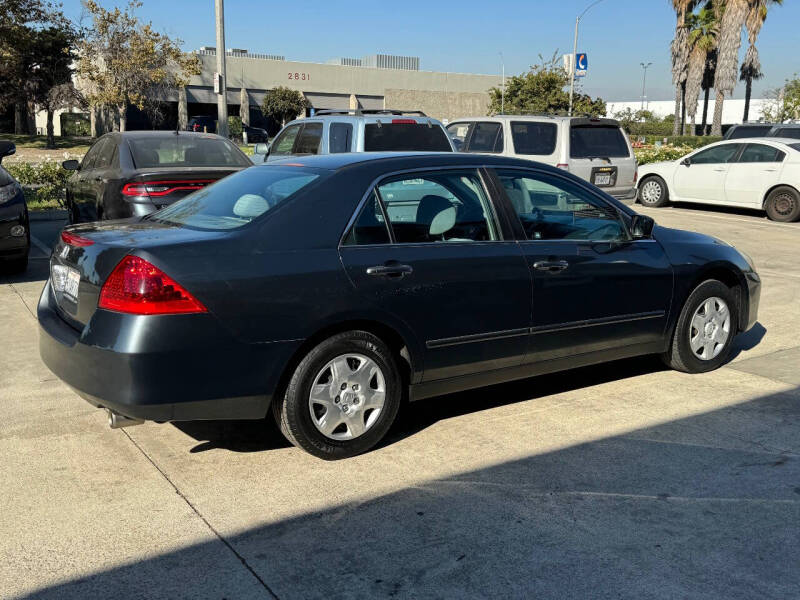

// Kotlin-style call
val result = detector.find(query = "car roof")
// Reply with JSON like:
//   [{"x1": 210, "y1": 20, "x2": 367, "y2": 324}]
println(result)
[
  {"x1": 114, "y1": 130, "x2": 226, "y2": 140},
  {"x1": 259, "y1": 151, "x2": 568, "y2": 173},
  {"x1": 701, "y1": 137, "x2": 799, "y2": 150},
  {"x1": 448, "y1": 115, "x2": 620, "y2": 126},
  {"x1": 285, "y1": 114, "x2": 445, "y2": 126}
]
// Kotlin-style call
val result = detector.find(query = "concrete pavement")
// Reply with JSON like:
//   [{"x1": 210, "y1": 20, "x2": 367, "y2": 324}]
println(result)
[{"x1": 1, "y1": 207, "x2": 798, "y2": 599}]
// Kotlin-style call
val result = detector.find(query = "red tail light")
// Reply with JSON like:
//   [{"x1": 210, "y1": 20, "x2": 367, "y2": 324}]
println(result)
[
  {"x1": 391, "y1": 119, "x2": 417, "y2": 124},
  {"x1": 99, "y1": 256, "x2": 207, "y2": 315},
  {"x1": 121, "y1": 180, "x2": 214, "y2": 198},
  {"x1": 61, "y1": 230, "x2": 94, "y2": 247},
  {"x1": 634, "y1": 168, "x2": 639, "y2": 184},
  {"x1": 556, "y1": 163, "x2": 570, "y2": 171}
]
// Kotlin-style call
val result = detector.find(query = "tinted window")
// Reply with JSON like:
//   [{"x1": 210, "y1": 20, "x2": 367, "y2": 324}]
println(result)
[
  {"x1": 511, "y1": 122, "x2": 557, "y2": 155},
  {"x1": 728, "y1": 125, "x2": 771, "y2": 139},
  {"x1": 738, "y1": 144, "x2": 785, "y2": 163},
  {"x1": 94, "y1": 137, "x2": 116, "y2": 168},
  {"x1": 342, "y1": 192, "x2": 390, "y2": 245},
  {"x1": 271, "y1": 125, "x2": 302, "y2": 156},
  {"x1": 128, "y1": 136, "x2": 250, "y2": 168},
  {"x1": 329, "y1": 123, "x2": 353, "y2": 153},
  {"x1": 364, "y1": 123, "x2": 452, "y2": 152},
  {"x1": 691, "y1": 144, "x2": 741, "y2": 164},
  {"x1": 446, "y1": 122, "x2": 470, "y2": 151},
  {"x1": 774, "y1": 128, "x2": 800, "y2": 140},
  {"x1": 790, "y1": 143, "x2": 800, "y2": 152},
  {"x1": 294, "y1": 123, "x2": 323, "y2": 155},
  {"x1": 376, "y1": 171, "x2": 498, "y2": 243},
  {"x1": 496, "y1": 169, "x2": 626, "y2": 242},
  {"x1": 151, "y1": 167, "x2": 322, "y2": 231},
  {"x1": 81, "y1": 138, "x2": 107, "y2": 169},
  {"x1": 570, "y1": 125, "x2": 629, "y2": 158},
  {"x1": 467, "y1": 122, "x2": 503, "y2": 153}
]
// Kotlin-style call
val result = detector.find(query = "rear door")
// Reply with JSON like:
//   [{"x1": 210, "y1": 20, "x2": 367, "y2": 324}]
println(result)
[
  {"x1": 508, "y1": 120, "x2": 559, "y2": 165},
  {"x1": 673, "y1": 143, "x2": 742, "y2": 202},
  {"x1": 724, "y1": 143, "x2": 786, "y2": 206},
  {"x1": 339, "y1": 168, "x2": 532, "y2": 381},
  {"x1": 362, "y1": 119, "x2": 454, "y2": 152},
  {"x1": 568, "y1": 120, "x2": 636, "y2": 197},
  {"x1": 72, "y1": 136, "x2": 111, "y2": 221}
]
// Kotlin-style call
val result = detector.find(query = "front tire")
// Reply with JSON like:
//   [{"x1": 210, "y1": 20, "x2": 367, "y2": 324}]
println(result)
[
  {"x1": 662, "y1": 279, "x2": 737, "y2": 373},
  {"x1": 638, "y1": 175, "x2": 670, "y2": 208},
  {"x1": 273, "y1": 331, "x2": 402, "y2": 460},
  {"x1": 764, "y1": 186, "x2": 800, "y2": 222}
]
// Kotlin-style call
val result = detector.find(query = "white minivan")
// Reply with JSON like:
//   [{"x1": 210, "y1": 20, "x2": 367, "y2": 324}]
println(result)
[{"x1": 446, "y1": 115, "x2": 638, "y2": 201}]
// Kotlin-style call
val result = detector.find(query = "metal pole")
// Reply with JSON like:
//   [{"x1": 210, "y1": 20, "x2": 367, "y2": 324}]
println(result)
[
  {"x1": 640, "y1": 62, "x2": 652, "y2": 111},
  {"x1": 500, "y1": 52, "x2": 505, "y2": 114},
  {"x1": 568, "y1": 16, "x2": 578, "y2": 117},
  {"x1": 215, "y1": 0, "x2": 229, "y2": 138}
]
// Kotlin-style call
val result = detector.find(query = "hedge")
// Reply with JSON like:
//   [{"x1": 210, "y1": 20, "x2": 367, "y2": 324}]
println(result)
[{"x1": 5, "y1": 159, "x2": 73, "y2": 210}]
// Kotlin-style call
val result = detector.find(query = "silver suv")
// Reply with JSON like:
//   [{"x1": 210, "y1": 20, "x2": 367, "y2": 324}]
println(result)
[
  {"x1": 446, "y1": 115, "x2": 637, "y2": 201},
  {"x1": 253, "y1": 109, "x2": 454, "y2": 163}
]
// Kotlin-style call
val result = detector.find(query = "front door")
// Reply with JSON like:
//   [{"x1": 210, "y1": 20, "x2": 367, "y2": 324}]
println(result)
[
  {"x1": 724, "y1": 143, "x2": 786, "y2": 206},
  {"x1": 491, "y1": 168, "x2": 673, "y2": 363},
  {"x1": 673, "y1": 143, "x2": 742, "y2": 202},
  {"x1": 339, "y1": 169, "x2": 532, "y2": 382}
]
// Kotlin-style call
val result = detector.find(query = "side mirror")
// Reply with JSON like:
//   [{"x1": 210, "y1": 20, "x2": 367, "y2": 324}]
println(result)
[
  {"x1": 254, "y1": 142, "x2": 269, "y2": 155},
  {"x1": 62, "y1": 159, "x2": 80, "y2": 171},
  {"x1": 680, "y1": 157, "x2": 691, "y2": 166},
  {"x1": 630, "y1": 214, "x2": 655, "y2": 239},
  {"x1": 0, "y1": 140, "x2": 16, "y2": 164}
]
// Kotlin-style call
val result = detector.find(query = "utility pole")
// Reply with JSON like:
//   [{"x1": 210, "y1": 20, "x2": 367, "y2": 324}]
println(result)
[
  {"x1": 568, "y1": 0, "x2": 606, "y2": 116},
  {"x1": 500, "y1": 52, "x2": 505, "y2": 114},
  {"x1": 215, "y1": 0, "x2": 228, "y2": 138},
  {"x1": 640, "y1": 62, "x2": 652, "y2": 111}
]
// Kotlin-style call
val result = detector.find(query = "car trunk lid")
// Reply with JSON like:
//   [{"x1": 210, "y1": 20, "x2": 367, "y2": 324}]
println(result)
[
  {"x1": 123, "y1": 167, "x2": 243, "y2": 208},
  {"x1": 568, "y1": 119, "x2": 637, "y2": 197}
]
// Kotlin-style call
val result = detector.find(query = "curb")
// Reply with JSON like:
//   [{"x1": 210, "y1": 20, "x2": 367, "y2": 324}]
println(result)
[{"x1": 29, "y1": 209, "x2": 68, "y2": 222}]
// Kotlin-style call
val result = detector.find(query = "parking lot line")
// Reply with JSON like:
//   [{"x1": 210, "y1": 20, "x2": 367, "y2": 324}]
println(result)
[
  {"x1": 652, "y1": 208, "x2": 800, "y2": 230},
  {"x1": 30, "y1": 234, "x2": 52, "y2": 256}
]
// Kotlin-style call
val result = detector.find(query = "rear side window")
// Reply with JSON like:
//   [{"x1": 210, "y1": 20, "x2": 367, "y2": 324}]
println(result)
[
  {"x1": 446, "y1": 122, "x2": 471, "y2": 151},
  {"x1": 342, "y1": 192, "x2": 390, "y2": 245},
  {"x1": 128, "y1": 136, "x2": 250, "y2": 168},
  {"x1": 570, "y1": 126, "x2": 630, "y2": 158},
  {"x1": 774, "y1": 128, "x2": 800, "y2": 140},
  {"x1": 294, "y1": 123, "x2": 323, "y2": 155},
  {"x1": 738, "y1": 144, "x2": 785, "y2": 163},
  {"x1": 151, "y1": 167, "x2": 322, "y2": 231},
  {"x1": 364, "y1": 123, "x2": 452, "y2": 152},
  {"x1": 728, "y1": 125, "x2": 771, "y2": 139},
  {"x1": 511, "y1": 122, "x2": 557, "y2": 155},
  {"x1": 467, "y1": 122, "x2": 503, "y2": 153},
  {"x1": 329, "y1": 123, "x2": 353, "y2": 153}
]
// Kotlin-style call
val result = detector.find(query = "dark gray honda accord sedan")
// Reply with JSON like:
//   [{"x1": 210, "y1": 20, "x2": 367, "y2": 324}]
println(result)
[{"x1": 39, "y1": 152, "x2": 761, "y2": 459}]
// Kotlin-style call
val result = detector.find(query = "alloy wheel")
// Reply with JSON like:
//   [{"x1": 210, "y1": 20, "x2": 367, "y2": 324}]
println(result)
[
  {"x1": 640, "y1": 180, "x2": 662, "y2": 205},
  {"x1": 689, "y1": 297, "x2": 731, "y2": 360}
]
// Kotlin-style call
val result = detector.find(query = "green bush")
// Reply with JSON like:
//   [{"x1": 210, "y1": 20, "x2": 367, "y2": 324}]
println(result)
[
  {"x1": 634, "y1": 145, "x2": 695, "y2": 165},
  {"x1": 5, "y1": 160, "x2": 73, "y2": 209},
  {"x1": 632, "y1": 135, "x2": 722, "y2": 148},
  {"x1": 228, "y1": 116, "x2": 243, "y2": 137},
  {"x1": 60, "y1": 113, "x2": 91, "y2": 137}
]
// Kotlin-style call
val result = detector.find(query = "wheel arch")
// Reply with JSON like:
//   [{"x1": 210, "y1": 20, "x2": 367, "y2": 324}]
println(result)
[
  {"x1": 688, "y1": 262, "x2": 749, "y2": 332},
  {"x1": 761, "y1": 183, "x2": 799, "y2": 209},
  {"x1": 637, "y1": 171, "x2": 672, "y2": 200}
]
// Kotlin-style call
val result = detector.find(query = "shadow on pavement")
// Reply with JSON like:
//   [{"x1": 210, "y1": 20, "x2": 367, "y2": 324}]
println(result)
[
  {"x1": 19, "y1": 385, "x2": 800, "y2": 600},
  {"x1": 730, "y1": 321, "x2": 767, "y2": 359}
]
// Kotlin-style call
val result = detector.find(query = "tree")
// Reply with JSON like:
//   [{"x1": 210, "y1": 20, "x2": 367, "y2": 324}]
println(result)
[
  {"x1": 487, "y1": 54, "x2": 606, "y2": 117},
  {"x1": 77, "y1": 1, "x2": 200, "y2": 132},
  {"x1": 670, "y1": 0, "x2": 699, "y2": 136},
  {"x1": 741, "y1": 0, "x2": 782, "y2": 122},
  {"x1": 711, "y1": 0, "x2": 752, "y2": 135},
  {"x1": 262, "y1": 86, "x2": 309, "y2": 126},
  {"x1": 761, "y1": 75, "x2": 800, "y2": 123},
  {"x1": 684, "y1": 3, "x2": 719, "y2": 134}
]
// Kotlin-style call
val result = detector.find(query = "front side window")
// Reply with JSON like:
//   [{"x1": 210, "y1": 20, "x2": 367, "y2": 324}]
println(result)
[
  {"x1": 495, "y1": 169, "x2": 627, "y2": 242},
  {"x1": 329, "y1": 123, "x2": 353, "y2": 153},
  {"x1": 468, "y1": 122, "x2": 503, "y2": 153},
  {"x1": 364, "y1": 123, "x2": 452, "y2": 152},
  {"x1": 151, "y1": 167, "x2": 322, "y2": 231},
  {"x1": 690, "y1": 144, "x2": 741, "y2": 164},
  {"x1": 294, "y1": 123, "x2": 323, "y2": 155},
  {"x1": 349, "y1": 170, "x2": 498, "y2": 244},
  {"x1": 511, "y1": 122, "x2": 557, "y2": 155},
  {"x1": 738, "y1": 143, "x2": 785, "y2": 163},
  {"x1": 271, "y1": 124, "x2": 302, "y2": 156},
  {"x1": 446, "y1": 122, "x2": 471, "y2": 151},
  {"x1": 81, "y1": 137, "x2": 108, "y2": 170},
  {"x1": 128, "y1": 136, "x2": 250, "y2": 168},
  {"x1": 569, "y1": 125, "x2": 629, "y2": 159}
]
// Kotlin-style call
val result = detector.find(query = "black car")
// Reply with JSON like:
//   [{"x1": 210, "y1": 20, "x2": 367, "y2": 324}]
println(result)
[
  {"x1": 39, "y1": 153, "x2": 761, "y2": 459},
  {"x1": 62, "y1": 131, "x2": 251, "y2": 223},
  {"x1": 723, "y1": 123, "x2": 775, "y2": 140},
  {"x1": 243, "y1": 123, "x2": 269, "y2": 144},
  {"x1": 0, "y1": 140, "x2": 30, "y2": 274},
  {"x1": 766, "y1": 124, "x2": 800, "y2": 140},
  {"x1": 188, "y1": 116, "x2": 216, "y2": 134}
]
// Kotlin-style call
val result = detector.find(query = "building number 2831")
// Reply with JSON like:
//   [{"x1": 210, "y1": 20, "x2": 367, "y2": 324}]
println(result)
[{"x1": 288, "y1": 72, "x2": 310, "y2": 81}]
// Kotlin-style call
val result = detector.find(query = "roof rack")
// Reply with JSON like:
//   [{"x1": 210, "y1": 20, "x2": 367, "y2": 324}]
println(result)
[{"x1": 312, "y1": 108, "x2": 428, "y2": 117}]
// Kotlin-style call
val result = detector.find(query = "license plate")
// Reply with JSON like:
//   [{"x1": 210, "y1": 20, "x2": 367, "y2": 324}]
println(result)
[
  {"x1": 595, "y1": 174, "x2": 612, "y2": 186},
  {"x1": 64, "y1": 268, "x2": 80, "y2": 301}
]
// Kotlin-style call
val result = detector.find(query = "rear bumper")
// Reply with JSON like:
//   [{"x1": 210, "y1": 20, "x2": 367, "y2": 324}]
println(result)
[
  {"x1": 609, "y1": 187, "x2": 637, "y2": 202},
  {"x1": 38, "y1": 280, "x2": 301, "y2": 421}
]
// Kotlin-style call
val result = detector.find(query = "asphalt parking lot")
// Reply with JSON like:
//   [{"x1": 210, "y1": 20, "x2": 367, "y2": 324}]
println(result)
[{"x1": 1, "y1": 205, "x2": 799, "y2": 600}]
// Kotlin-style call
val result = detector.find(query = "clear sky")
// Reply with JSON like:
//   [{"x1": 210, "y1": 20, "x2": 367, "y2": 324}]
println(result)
[{"x1": 61, "y1": 0, "x2": 800, "y2": 101}]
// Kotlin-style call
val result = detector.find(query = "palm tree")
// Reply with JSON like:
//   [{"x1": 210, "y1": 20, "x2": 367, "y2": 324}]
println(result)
[
  {"x1": 741, "y1": 0, "x2": 782, "y2": 122},
  {"x1": 684, "y1": 3, "x2": 719, "y2": 134},
  {"x1": 700, "y1": 48, "x2": 717, "y2": 134},
  {"x1": 711, "y1": 0, "x2": 751, "y2": 136},
  {"x1": 670, "y1": 0, "x2": 699, "y2": 136}
]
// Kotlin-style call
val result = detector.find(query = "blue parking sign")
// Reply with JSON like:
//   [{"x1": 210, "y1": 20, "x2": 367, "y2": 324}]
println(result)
[{"x1": 575, "y1": 53, "x2": 588, "y2": 78}]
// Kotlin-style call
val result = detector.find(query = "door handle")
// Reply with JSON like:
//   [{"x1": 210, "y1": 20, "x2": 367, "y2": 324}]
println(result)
[
  {"x1": 712, "y1": 167, "x2": 727, "y2": 172},
  {"x1": 366, "y1": 264, "x2": 413, "y2": 278},
  {"x1": 533, "y1": 260, "x2": 569, "y2": 273},
  {"x1": 764, "y1": 168, "x2": 777, "y2": 172}
]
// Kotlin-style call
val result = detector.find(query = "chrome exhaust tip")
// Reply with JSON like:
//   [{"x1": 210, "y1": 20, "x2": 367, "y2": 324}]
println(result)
[{"x1": 107, "y1": 409, "x2": 144, "y2": 429}]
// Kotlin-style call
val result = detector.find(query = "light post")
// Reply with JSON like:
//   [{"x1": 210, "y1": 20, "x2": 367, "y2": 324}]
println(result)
[
  {"x1": 568, "y1": 0, "x2": 606, "y2": 116},
  {"x1": 215, "y1": 0, "x2": 229, "y2": 138},
  {"x1": 500, "y1": 52, "x2": 505, "y2": 114},
  {"x1": 640, "y1": 62, "x2": 652, "y2": 111}
]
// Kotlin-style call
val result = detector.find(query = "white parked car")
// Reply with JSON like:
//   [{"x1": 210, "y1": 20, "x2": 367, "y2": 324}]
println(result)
[{"x1": 637, "y1": 138, "x2": 800, "y2": 222}]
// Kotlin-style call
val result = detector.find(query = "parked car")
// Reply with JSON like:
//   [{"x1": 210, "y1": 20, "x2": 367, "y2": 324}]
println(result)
[
  {"x1": 446, "y1": 116, "x2": 638, "y2": 202},
  {"x1": 250, "y1": 109, "x2": 454, "y2": 163},
  {"x1": 242, "y1": 123, "x2": 269, "y2": 144},
  {"x1": 723, "y1": 123, "x2": 775, "y2": 140},
  {"x1": 188, "y1": 116, "x2": 216, "y2": 134},
  {"x1": 39, "y1": 152, "x2": 760, "y2": 459},
  {"x1": 766, "y1": 123, "x2": 800, "y2": 140},
  {"x1": 637, "y1": 138, "x2": 800, "y2": 222},
  {"x1": 0, "y1": 140, "x2": 29, "y2": 274},
  {"x1": 62, "y1": 131, "x2": 252, "y2": 223}
]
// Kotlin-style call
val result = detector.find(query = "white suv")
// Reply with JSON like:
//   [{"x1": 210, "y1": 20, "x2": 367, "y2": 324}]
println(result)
[
  {"x1": 253, "y1": 109, "x2": 454, "y2": 163},
  {"x1": 446, "y1": 115, "x2": 637, "y2": 201}
]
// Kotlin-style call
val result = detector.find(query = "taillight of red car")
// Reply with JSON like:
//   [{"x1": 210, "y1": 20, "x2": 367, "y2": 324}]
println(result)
[
  {"x1": 121, "y1": 180, "x2": 214, "y2": 198},
  {"x1": 99, "y1": 255, "x2": 207, "y2": 315}
]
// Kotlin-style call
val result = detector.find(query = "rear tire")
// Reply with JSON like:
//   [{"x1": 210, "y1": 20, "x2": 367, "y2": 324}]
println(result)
[
  {"x1": 764, "y1": 186, "x2": 800, "y2": 222},
  {"x1": 273, "y1": 331, "x2": 402, "y2": 460},
  {"x1": 638, "y1": 176, "x2": 670, "y2": 208},
  {"x1": 662, "y1": 279, "x2": 737, "y2": 373}
]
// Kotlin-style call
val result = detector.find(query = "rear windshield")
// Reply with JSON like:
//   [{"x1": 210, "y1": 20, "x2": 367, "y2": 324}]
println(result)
[
  {"x1": 150, "y1": 167, "x2": 321, "y2": 230},
  {"x1": 774, "y1": 128, "x2": 800, "y2": 140},
  {"x1": 727, "y1": 125, "x2": 772, "y2": 139},
  {"x1": 570, "y1": 125, "x2": 630, "y2": 159},
  {"x1": 364, "y1": 123, "x2": 452, "y2": 152},
  {"x1": 128, "y1": 135, "x2": 251, "y2": 168},
  {"x1": 511, "y1": 122, "x2": 557, "y2": 155}
]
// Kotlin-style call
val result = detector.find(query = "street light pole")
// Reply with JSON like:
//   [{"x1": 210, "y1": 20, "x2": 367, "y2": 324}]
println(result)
[
  {"x1": 640, "y1": 62, "x2": 652, "y2": 111},
  {"x1": 568, "y1": 0, "x2": 607, "y2": 117},
  {"x1": 215, "y1": 0, "x2": 229, "y2": 138},
  {"x1": 500, "y1": 52, "x2": 505, "y2": 114}
]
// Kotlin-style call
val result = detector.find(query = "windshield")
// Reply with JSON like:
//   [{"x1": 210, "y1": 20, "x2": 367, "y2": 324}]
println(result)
[
  {"x1": 128, "y1": 135, "x2": 251, "y2": 168},
  {"x1": 570, "y1": 126, "x2": 630, "y2": 158},
  {"x1": 150, "y1": 167, "x2": 322, "y2": 230},
  {"x1": 364, "y1": 123, "x2": 452, "y2": 152},
  {"x1": 727, "y1": 125, "x2": 772, "y2": 139}
]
